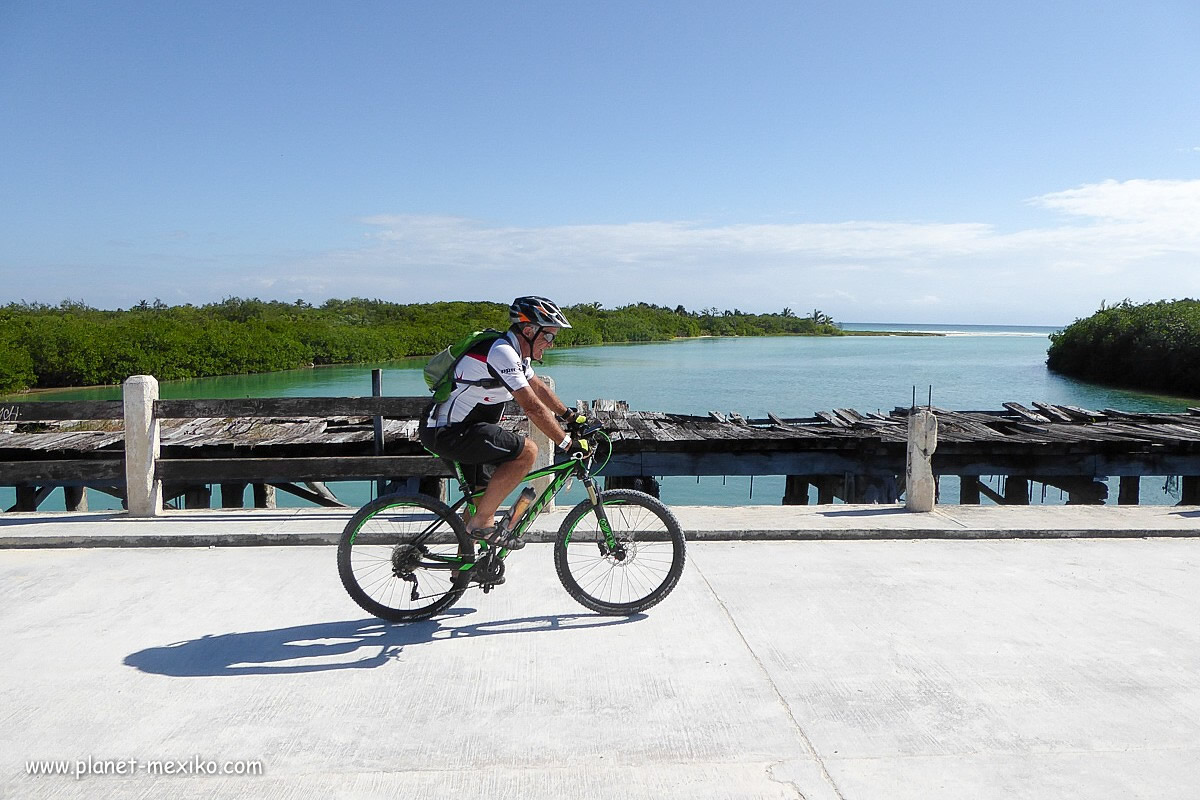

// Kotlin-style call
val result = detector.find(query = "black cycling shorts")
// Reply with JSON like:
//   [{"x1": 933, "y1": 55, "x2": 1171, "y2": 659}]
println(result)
[{"x1": 419, "y1": 420, "x2": 525, "y2": 491}]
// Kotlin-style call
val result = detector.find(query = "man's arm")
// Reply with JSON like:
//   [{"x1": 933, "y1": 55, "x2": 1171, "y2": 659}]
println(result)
[
  {"x1": 529, "y1": 375, "x2": 568, "y2": 417},
  {"x1": 511, "y1": 386, "x2": 568, "y2": 447}
]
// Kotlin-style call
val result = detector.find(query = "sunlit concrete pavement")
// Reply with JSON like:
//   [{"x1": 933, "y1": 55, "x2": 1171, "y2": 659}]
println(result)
[{"x1": 2, "y1": 530, "x2": 1199, "y2": 798}]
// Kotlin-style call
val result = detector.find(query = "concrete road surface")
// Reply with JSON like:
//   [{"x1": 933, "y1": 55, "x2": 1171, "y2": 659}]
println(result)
[{"x1": 3, "y1": 538, "x2": 1199, "y2": 799}]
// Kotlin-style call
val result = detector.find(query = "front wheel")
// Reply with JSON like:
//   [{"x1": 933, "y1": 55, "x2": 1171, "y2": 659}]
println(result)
[
  {"x1": 337, "y1": 493, "x2": 473, "y2": 622},
  {"x1": 554, "y1": 489, "x2": 687, "y2": 615}
]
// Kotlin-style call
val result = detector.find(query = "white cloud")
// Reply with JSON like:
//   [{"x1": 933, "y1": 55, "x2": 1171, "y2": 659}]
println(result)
[
  {"x1": 1028, "y1": 178, "x2": 1200, "y2": 227},
  {"x1": 139, "y1": 178, "x2": 1200, "y2": 324}
]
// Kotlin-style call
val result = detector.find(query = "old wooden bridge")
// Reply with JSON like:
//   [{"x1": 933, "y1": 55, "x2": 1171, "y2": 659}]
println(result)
[{"x1": 4, "y1": 386, "x2": 1200, "y2": 512}]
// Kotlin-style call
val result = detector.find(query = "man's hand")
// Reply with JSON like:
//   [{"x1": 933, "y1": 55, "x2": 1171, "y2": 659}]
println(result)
[
  {"x1": 558, "y1": 435, "x2": 591, "y2": 459},
  {"x1": 558, "y1": 411, "x2": 588, "y2": 434}
]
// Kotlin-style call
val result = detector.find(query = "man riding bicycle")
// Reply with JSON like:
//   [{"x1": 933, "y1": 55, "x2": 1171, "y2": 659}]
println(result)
[{"x1": 418, "y1": 296, "x2": 583, "y2": 551}]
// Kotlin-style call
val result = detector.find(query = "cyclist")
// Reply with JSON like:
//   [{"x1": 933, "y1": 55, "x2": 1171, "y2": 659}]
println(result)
[{"x1": 419, "y1": 296, "x2": 583, "y2": 550}]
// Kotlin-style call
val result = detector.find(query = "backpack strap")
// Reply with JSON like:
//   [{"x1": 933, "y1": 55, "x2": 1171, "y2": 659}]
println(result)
[{"x1": 450, "y1": 333, "x2": 506, "y2": 391}]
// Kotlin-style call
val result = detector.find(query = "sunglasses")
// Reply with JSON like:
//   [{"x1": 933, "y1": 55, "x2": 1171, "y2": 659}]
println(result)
[{"x1": 539, "y1": 330, "x2": 557, "y2": 344}]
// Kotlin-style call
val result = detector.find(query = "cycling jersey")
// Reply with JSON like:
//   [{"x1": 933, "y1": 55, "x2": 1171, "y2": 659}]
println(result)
[{"x1": 424, "y1": 330, "x2": 536, "y2": 429}]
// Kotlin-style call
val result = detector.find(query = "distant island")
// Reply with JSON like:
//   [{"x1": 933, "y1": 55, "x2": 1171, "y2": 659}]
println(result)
[
  {"x1": 0, "y1": 298, "x2": 900, "y2": 394},
  {"x1": 1047, "y1": 299, "x2": 1200, "y2": 397}
]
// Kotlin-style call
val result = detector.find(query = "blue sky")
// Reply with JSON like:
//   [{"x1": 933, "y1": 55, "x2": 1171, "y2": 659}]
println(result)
[{"x1": 1, "y1": 1, "x2": 1198, "y2": 324}]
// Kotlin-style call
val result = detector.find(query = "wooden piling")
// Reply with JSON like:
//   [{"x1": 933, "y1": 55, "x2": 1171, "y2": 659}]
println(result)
[
  {"x1": 220, "y1": 482, "x2": 247, "y2": 508},
  {"x1": 64, "y1": 486, "x2": 88, "y2": 511},
  {"x1": 253, "y1": 483, "x2": 277, "y2": 509},
  {"x1": 1118, "y1": 476, "x2": 1140, "y2": 505},
  {"x1": 183, "y1": 485, "x2": 211, "y2": 509},
  {"x1": 15, "y1": 486, "x2": 39, "y2": 511},
  {"x1": 783, "y1": 475, "x2": 811, "y2": 505},
  {"x1": 1004, "y1": 476, "x2": 1030, "y2": 505},
  {"x1": 418, "y1": 476, "x2": 447, "y2": 502}
]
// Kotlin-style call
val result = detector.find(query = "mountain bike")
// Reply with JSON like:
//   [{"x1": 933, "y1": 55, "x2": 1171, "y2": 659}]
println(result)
[{"x1": 337, "y1": 419, "x2": 687, "y2": 622}]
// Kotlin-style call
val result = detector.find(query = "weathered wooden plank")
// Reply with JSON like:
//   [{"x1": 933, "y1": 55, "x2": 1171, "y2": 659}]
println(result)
[
  {"x1": 0, "y1": 459, "x2": 125, "y2": 483},
  {"x1": 1101, "y1": 408, "x2": 1151, "y2": 421},
  {"x1": 646, "y1": 420, "x2": 684, "y2": 443},
  {"x1": 1145, "y1": 424, "x2": 1200, "y2": 443},
  {"x1": 815, "y1": 411, "x2": 849, "y2": 428},
  {"x1": 762, "y1": 413, "x2": 827, "y2": 438},
  {"x1": 1031, "y1": 402, "x2": 1074, "y2": 423},
  {"x1": 1058, "y1": 405, "x2": 1107, "y2": 422},
  {"x1": 0, "y1": 431, "x2": 124, "y2": 452},
  {"x1": 930, "y1": 408, "x2": 1010, "y2": 441},
  {"x1": 154, "y1": 396, "x2": 431, "y2": 419},
  {"x1": 0, "y1": 401, "x2": 125, "y2": 421},
  {"x1": 1003, "y1": 402, "x2": 1050, "y2": 423},
  {"x1": 625, "y1": 415, "x2": 660, "y2": 443},
  {"x1": 1099, "y1": 423, "x2": 1200, "y2": 445},
  {"x1": 157, "y1": 456, "x2": 449, "y2": 483},
  {"x1": 603, "y1": 450, "x2": 905, "y2": 478}
]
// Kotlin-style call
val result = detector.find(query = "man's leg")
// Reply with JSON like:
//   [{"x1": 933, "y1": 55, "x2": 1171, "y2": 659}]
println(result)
[{"x1": 467, "y1": 438, "x2": 537, "y2": 531}]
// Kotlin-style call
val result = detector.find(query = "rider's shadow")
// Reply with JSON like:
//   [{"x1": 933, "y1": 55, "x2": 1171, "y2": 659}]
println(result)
[{"x1": 124, "y1": 611, "x2": 645, "y2": 678}]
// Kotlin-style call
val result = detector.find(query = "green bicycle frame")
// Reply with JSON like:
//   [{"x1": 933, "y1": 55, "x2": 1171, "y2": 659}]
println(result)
[{"x1": 403, "y1": 448, "x2": 618, "y2": 575}]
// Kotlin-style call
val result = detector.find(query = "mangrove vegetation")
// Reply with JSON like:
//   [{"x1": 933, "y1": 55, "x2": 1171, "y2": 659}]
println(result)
[
  {"x1": 1047, "y1": 299, "x2": 1200, "y2": 397},
  {"x1": 0, "y1": 298, "x2": 843, "y2": 393}
]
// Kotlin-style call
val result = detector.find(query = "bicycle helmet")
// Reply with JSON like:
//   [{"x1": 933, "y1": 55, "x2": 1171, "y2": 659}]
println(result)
[{"x1": 509, "y1": 296, "x2": 572, "y2": 329}]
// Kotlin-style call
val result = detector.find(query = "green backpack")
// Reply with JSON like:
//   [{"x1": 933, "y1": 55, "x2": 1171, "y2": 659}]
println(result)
[{"x1": 423, "y1": 329, "x2": 506, "y2": 403}]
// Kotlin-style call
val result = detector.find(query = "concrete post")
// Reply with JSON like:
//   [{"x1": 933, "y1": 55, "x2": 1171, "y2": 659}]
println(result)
[
  {"x1": 123, "y1": 375, "x2": 162, "y2": 517},
  {"x1": 905, "y1": 410, "x2": 938, "y2": 512},
  {"x1": 529, "y1": 375, "x2": 556, "y2": 505}
]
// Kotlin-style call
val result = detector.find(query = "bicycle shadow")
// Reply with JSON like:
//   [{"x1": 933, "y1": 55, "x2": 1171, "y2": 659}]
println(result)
[{"x1": 124, "y1": 610, "x2": 646, "y2": 678}]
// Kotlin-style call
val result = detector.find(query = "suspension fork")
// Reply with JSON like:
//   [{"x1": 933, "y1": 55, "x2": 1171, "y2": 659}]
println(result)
[{"x1": 582, "y1": 475, "x2": 622, "y2": 554}]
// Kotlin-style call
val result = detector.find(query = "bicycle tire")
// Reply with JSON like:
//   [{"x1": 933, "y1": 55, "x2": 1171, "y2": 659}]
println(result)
[
  {"x1": 337, "y1": 493, "x2": 473, "y2": 622},
  {"x1": 554, "y1": 489, "x2": 686, "y2": 615}
]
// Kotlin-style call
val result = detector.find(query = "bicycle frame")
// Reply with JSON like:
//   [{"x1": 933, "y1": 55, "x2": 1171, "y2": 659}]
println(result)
[{"x1": 405, "y1": 435, "x2": 617, "y2": 575}]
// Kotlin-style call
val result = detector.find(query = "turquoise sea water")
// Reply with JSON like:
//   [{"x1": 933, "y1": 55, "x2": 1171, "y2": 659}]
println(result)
[{"x1": 6, "y1": 324, "x2": 1198, "y2": 510}]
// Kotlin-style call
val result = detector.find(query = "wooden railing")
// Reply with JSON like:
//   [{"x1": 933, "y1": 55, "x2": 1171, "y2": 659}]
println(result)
[{"x1": 1, "y1": 378, "x2": 447, "y2": 514}]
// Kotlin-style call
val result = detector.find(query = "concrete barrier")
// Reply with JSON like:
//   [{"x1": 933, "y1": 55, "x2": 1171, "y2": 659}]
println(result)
[
  {"x1": 123, "y1": 375, "x2": 161, "y2": 517},
  {"x1": 906, "y1": 410, "x2": 938, "y2": 512}
]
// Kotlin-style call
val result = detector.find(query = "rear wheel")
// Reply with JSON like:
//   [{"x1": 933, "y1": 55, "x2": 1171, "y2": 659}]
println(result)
[
  {"x1": 337, "y1": 493, "x2": 473, "y2": 622},
  {"x1": 554, "y1": 489, "x2": 686, "y2": 615}
]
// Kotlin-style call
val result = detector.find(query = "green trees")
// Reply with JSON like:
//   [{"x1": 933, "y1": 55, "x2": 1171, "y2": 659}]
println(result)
[
  {"x1": 0, "y1": 298, "x2": 842, "y2": 393},
  {"x1": 1046, "y1": 299, "x2": 1200, "y2": 396}
]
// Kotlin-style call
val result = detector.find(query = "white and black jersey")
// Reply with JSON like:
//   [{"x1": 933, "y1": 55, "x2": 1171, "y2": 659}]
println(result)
[{"x1": 424, "y1": 330, "x2": 536, "y2": 429}]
